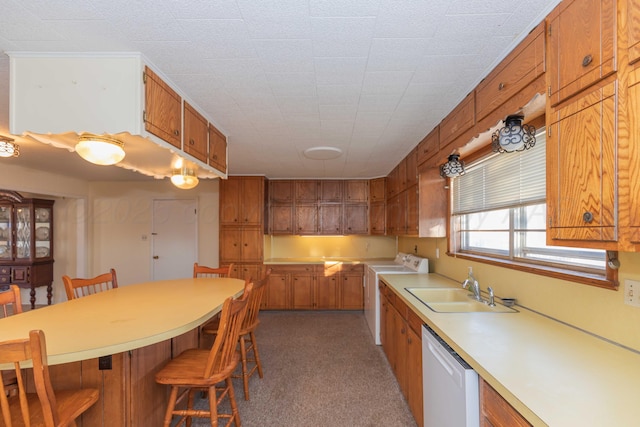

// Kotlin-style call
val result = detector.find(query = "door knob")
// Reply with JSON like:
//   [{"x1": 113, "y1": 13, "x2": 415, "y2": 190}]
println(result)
[{"x1": 153, "y1": 255, "x2": 159, "y2": 259}]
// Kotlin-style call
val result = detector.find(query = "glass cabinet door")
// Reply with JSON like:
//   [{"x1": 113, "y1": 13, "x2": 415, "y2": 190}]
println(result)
[
  {"x1": 15, "y1": 205, "x2": 31, "y2": 260},
  {"x1": 34, "y1": 206, "x2": 52, "y2": 259},
  {"x1": 0, "y1": 204, "x2": 11, "y2": 260}
]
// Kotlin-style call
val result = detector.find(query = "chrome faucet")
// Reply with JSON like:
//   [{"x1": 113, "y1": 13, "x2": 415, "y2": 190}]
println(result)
[
  {"x1": 462, "y1": 276, "x2": 483, "y2": 302},
  {"x1": 487, "y1": 287, "x2": 495, "y2": 306}
]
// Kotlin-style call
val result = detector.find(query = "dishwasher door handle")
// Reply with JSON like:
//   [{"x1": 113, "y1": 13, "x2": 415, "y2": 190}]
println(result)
[{"x1": 427, "y1": 339, "x2": 463, "y2": 388}]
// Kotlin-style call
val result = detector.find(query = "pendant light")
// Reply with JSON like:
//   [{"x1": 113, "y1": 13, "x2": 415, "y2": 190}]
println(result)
[
  {"x1": 171, "y1": 166, "x2": 199, "y2": 190},
  {"x1": 491, "y1": 114, "x2": 536, "y2": 153},
  {"x1": 0, "y1": 136, "x2": 20, "y2": 158}
]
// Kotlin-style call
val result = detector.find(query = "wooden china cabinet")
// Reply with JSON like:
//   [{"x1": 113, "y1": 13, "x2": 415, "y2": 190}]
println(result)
[{"x1": 0, "y1": 190, "x2": 54, "y2": 309}]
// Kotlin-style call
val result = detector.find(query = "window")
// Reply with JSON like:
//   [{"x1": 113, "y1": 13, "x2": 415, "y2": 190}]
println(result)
[{"x1": 450, "y1": 130, "x2": 607, "y2": 278}]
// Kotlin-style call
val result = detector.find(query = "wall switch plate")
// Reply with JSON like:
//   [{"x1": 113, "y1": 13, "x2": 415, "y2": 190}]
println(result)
[{"x1": 624, "y1": 280, "x2": 640, "y2": 307}]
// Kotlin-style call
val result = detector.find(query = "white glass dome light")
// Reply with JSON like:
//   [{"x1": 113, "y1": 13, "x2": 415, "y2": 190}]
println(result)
[
  {"x1": 75, "y1": 134, "x2": 125, "y2": 165},
  {"x1": 303, "y1": 146, "x2": 343, "y2": 160},
  {"x1": 171, "y1": 166, "x2": 199, "y2": 190}
]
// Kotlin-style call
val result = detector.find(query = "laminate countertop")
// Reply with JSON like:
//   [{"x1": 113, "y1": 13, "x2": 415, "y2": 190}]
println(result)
[
  {"x1": 263, "y1": 257, "x2": 384, "y2": 265},
  {"x1": 380, "y1": 273, "x2": 640, "y2": 427},
  {"x1": 0, "y1": 277, "x2": 245, "y2": 367}
]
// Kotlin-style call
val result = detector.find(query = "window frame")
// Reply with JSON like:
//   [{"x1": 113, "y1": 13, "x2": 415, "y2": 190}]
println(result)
[{"x1": 445, "y1": 122, "x2": 618, "y2": 290}]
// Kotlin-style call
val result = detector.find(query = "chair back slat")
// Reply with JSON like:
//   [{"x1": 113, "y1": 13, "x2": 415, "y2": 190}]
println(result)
[
  {"x1": 241, "y1": 269, "x2": 271, "y2": 332},
  {"x1": 203, "y1": 282, "x2": 252, "y2": 378},
  {"x1": 62, "y1": 269, "x2": 118, "y2": 300},
  {"x1": 193, "y1": 263, "x2": 233, "y2": 278},
  {"x1": 0, "y1": 285, "x2": 22, "y2": 318}
]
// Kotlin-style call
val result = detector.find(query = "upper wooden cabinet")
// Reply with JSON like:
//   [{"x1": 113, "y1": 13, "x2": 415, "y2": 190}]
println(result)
[
  {"x1": 630, "y1": 0, "x2": 640, "y2": 64},
  {"x1": 547, "y1": 0, "x2": 616, "y2": 106},
  {"x1": 405, "y1": 148, "x2": 418, "y2": 189},
  {"x1": 344, "y1": 180, "x2": 369, "y2": 203},
  {"x1": 417, "y1": 127, "x2": 439, "y2": 167},
  {"x1": 208, "y1": 123, "x2": 227, "y2": 174},
  {"x1": 270, "y1": 180, "x2": 294, "y2": 204},
  {"x1": 476, "y1": 22, "x2": 546, "y2": 121},
  {"x1": 419, "y1": 167, "x2": 447, "y2": 238},
  {"x1": 183, "y1": 102, "x2": 208, "y2": 163},
  {"x1": 369, "y1": 178, "x2": 386, "y2": 203},
  {"x1": 439, "y1": 92, "x2": 475, "y2": 152},
  {"x1": 320, "y1": 181, "x2": 343, "y2": 203},
  {"x1": 626, "y1": 67, "x2": 640, "y2": 245},
  {"x1": 220, "y1": 176, "x2": 264, "y2": 226},
  {"x1": 143, "y1": 66, "x2": 182, "y2": 149},
  {"x1": 547, "y1": 80, "x2": 616, "y2": 246},
  {"x1": 295, "y1": 181, "x2": 319, "y2": 203}
]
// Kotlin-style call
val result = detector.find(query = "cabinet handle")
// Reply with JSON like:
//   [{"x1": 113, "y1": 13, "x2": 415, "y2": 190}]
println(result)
[
  {"x1": 174, "y1": 130, "x2": 180, "y2": 136},
  {"x1": 212, "y1": 154, "x2": 218, "y2": 159},
  {"x1": 582, "y1": 54, "x2": 593, "y2": 67},
  {"x1": 583, "y1": 211, "x2": 594, "y2": 223},
  {"x1": 189, "y1": 138, "x2": 195, "y2": 145},
  {"x1": 498, "y1": 82, "x2": 505, "y2": 90}
]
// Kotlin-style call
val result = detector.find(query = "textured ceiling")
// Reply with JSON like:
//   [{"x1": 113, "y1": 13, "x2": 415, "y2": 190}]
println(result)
[{"x1": 0, "y1": 0, "x2": 561, "y2": 180}]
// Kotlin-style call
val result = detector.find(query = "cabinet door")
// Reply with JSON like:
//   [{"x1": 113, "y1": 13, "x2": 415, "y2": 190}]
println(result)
[
  {"x1": 320, "y1": 181, "x2": 343, "y2": 203},
  {"x1": 143, "y1": 66, "x2": 181, "y2": 148},
  {"x1": 369, "y1": 178, "x2": 386, "y2": 203},
  {"x1": 405, "y1": 186, "x2": 418, "y2": 237},
  {"x1": 340, "y1": 273, "x2": 363, "y2": 310},
  {"x1": 417, "y1": 127, "x2": 439, "y2": 167},
  {"x1": 0, "y1": 205, "x2": 12, "y2": 261},
  {"x1": 219, "y1": 228, "x2": 242, "y2": 262},
  {"x1": 547, "y1": 81, "x2": 616, "y2": 244},
  {"x1": 240, "y1": 177, "x2": 264, "y2": 226},
  {"x1": 547, "y1": 0, "x2": 616, "y2": 106},
  {"x1": 208, "y1": 123, "x2": 227, "y2": 173},
  {"x1": 265, "y1": 273, "x2": 290, "y2": 309},
  {"x1": 370, "y1": 203, "x2": 386, "y2": 235},
  {"x1": 183, "y1": 102, "x2": 208, "y2": 163},
  {"x1": 405, "y1": 148, "x2": 418, "y2": 189},
  {"x1": 344, "y1": 204, "x2": 368, "y2": 235},
  {"x1": 240, "y1": 228, "x2": 263, "y2": 262},
  {"x1": 380, "y1": 291, "x2": 388, "y2": 347},
  {"x1": 270, "y1": 205, "x2": 294, "y2": 234},
  {"x1": 439, "y1": 92, "x2": 475, "y2": 152},
  {"x1": 386, "y1": 165, "x2": 400, "y2": 199},
  {"x1": 316, "y1": 273, "x2": 339, "y2": 309},
  {"x1": 630, "y1": 0, "x2": 640, "y2": 64},
  {"x1": 319, "y1": 204, "x2": 342, "y2": 235},
  {"x1": 220, "y1": 178, "x2": 241, "y2": 225},
  {"x1": 295, "y1": 180, "x2": 319, "y2": 203},
  {"x1": 418, "y1": 167, "x2": 447, "y2": 238},
  {"x1": 295, "y1": 204, "x2": 318, "y2": 234},
  {"x1": 406, "y1": 324, "x2": 423, "y2": 427},
  {"x1": 344, "y1": 180, "x2": 369, "y2": 203},
  {"x1": 627, "y1": 67, "x2": 640, "y2": 242},
  {"x1": 232, "y1": 263, "x2": 262, "y2": 283},
  {"x1": 480, "y1": 379, "x2": 532, "y2": 427},
  {"x1": 270, "y1": 181, "x2": 294, "y2": 204},
  {"x1": 386, "y1": 194, "x2": 402, "y2": 236},
  {"x1": 292, "y1": 272, "x2": 314, "y2": 309}
]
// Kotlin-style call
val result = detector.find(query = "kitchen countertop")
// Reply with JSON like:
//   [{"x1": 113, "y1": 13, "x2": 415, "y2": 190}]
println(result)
[
  {"x1": 264, "y1": 257, "x2": 382, "y2": 265},
  {"x1": 380, "y1": 273, "x2": 640, "y2": 427}
]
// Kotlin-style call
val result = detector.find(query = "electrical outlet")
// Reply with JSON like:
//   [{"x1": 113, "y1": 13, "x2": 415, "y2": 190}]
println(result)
[
  {"x1": 436, "y1": 248, "x2": 440, "y2": 259},
  {"x1": 624, "y1": 280, "x2": 640, "y2": 307}
]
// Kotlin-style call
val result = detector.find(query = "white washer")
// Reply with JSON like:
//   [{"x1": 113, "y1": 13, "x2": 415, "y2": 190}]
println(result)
[{"x1": 364, "y1": 254, "x2": 428, "y2": 345}]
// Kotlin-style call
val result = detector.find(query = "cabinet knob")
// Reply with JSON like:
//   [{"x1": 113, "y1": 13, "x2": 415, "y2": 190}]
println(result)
[
  {"x1": 582, "y1": 54, "x2": 593, "y2": 67},
  {"x1": 498, "y1": 82, "x2": 505, "y2": 90},
  {"x1": 583, "y1": 211, "x2": 594, "y2": 223},
  {"x1": 189, "y1": 138, "x2": 195, "y2": 145},
  {"x1": 174, "y1": 130, "x2": 180, "y2": 136}
]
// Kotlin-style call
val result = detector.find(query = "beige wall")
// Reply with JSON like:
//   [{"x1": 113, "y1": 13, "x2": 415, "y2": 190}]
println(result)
[{"x1": 398, "y1": 237, "x2": 640, "y2": 352}]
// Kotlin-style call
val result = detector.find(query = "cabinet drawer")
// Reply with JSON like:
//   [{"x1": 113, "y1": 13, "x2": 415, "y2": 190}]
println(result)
[
  {"x1": 481, "y1": 379, "x2": 532, "y2": 426},
  {"x1": 0, "y1": 266, "x2": 10, "y2": 275},
  {"x1": 341, "y1": 263, "x2": 363, "y2": 274},
  {"x1": 439, "y1": 92, "x2": 475, "y2": 151},
  {"x1": 392, "y1": 295, "x2": 408, "y2": 318},
  {"x1": 476, "y1": 22, "x2": 545, "y2": 121},
  {"x1": 0, "y1": 275, "x2": 9, "y2": 284},
  {"x1": 407, "y1": 309, "x2": 422, "y2": 335}
]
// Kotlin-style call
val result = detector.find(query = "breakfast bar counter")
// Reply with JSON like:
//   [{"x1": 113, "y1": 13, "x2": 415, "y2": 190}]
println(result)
[{"x1": 0, "y1": 277, "x2": 245, "y2": 426}]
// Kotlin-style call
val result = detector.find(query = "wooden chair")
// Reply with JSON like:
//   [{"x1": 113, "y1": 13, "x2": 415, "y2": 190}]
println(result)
[
  {"x1": 62, "y1": 268, "x2": 118, "y2": 300},
  {"x1": 0, "y1": 285, "x2": 22, "y2": 318},
  {"x1": 1, "y1": 285, "x2": 23, "y2": 397},
  {"x1": 193, "y1": 263, "x2": 234, "y2": 278},
  {"x1": 155, "y1": 282, "x2": 252, "y2": 427},
  {"x1": 0, "y1": 329, "x2": 99, "y2": 426},
  {"x1": 202, "y1": 268, "x2": 271, "y2": 400}
]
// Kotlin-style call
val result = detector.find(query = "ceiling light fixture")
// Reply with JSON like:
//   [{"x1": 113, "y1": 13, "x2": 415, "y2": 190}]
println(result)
[
  {"x1": 303, "y1": 146, "x2": 343, "y2": 160},
  {"x1": 439, "y1": 154, "x2": 465, "y2": 178},
  {"x1": 171, "y1": 166, "x2": 199, "y2": 190},
  {"x1": 491, "y1": 114, "x2": 536, "y2": 153},
  {"x1": 0, "y1": 136, "x2": 20, "y2": 158},
  {"x1": 75, "y1": 134, "x2": 125, "y2": 165}
]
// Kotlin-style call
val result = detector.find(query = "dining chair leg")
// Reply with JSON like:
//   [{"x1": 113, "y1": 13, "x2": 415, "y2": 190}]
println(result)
[
  {"x1": 239, "y1": 335, "x2": 250, "y2": 400},
  {"x1": 227, "y1": 377, "x2": 241, "y2": 427},
  {"x1": 164, "y1": 386, "x2": 179, "y2": 427},
  {"x1": 250, "y1": 331, "x2": 264, "y2": 378},
  {"x1": 208, "y1": 385, "x2": 219, "y2": 427}
]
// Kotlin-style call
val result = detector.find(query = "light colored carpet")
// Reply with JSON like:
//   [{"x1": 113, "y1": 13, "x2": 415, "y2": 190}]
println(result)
[{"x1": 182, "y1": 311, "x2": 417, "y2": 427}]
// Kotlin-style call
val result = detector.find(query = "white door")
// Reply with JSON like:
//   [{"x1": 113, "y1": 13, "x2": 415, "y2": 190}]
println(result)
[{"x1": 152, "y1": 199, "x2": 197, "y2": 280}]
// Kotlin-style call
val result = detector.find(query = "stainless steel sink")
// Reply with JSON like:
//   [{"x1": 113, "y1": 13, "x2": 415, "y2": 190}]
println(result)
[{"x1": 405, "y1": 287, "x2": 518, "y2": 313}]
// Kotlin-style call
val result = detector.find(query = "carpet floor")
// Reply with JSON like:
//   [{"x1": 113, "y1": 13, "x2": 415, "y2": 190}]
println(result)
[{"x1": 177, "y1": 310, "x2": 417, "y2": 427}]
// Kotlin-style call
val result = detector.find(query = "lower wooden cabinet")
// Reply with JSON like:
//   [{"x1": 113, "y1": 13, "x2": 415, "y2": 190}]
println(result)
[
  {"x1": 480, "y1": 378, "x2": 531, "y2": 427},
  {"x1": 380, "y1": 282, "x2": 423, "y2": 426},
  {"x1": 262, "y1": 264, "x2": 364, "y2": 310}
]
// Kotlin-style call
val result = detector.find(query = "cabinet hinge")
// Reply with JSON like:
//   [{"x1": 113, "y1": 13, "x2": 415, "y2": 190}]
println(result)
[
  {"x1": 143, "y1": 110, "x2": 147, "y2": 122},
  {"x1": 547, "y1": 127, "x2": 551, "y2": 137},
  {"x1": 548, "y1": 86, "x2": 552, "y2": 97},
  {"x1": 143, "y1": 71, "x2": 147, "y2": 84},
  {"x1": 548, "y1": 217, "x2": 552, "y2": 227},
  {"x1": 548, "y1": 24, "x2": 552, "y2": 37}
]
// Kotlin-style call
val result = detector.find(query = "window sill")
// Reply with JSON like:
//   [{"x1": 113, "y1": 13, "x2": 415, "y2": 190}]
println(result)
[{"x1": 446, "y1": 251, "x2": 618, "y2": 290}]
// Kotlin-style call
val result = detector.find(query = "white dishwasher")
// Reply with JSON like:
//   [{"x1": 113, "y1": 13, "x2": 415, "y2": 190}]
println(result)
[{"x1": 422, "y1": 325, "x2": 479, "y2": 427}]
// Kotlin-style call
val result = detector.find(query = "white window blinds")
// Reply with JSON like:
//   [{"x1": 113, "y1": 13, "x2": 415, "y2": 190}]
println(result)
[{"x1": 452, "y1": 132, "x2": 546, "y2": 215}]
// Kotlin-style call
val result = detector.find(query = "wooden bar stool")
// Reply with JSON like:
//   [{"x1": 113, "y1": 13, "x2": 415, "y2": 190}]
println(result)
[
  {"x1": 62, "y1": 268, "x2": 118, "y2": 300},
  {"x1": 202, "y1": 269, "x2": 271, "y2": 400},
  {"x1": 193, "y1": 263, "x2": 234, "y2": 278},
  {"x1": 1, "y1": 285, "x2": 23, "y2": 397},
  {"x1": 0, "y1": 329, "x2": 99, "y2": 426},
  {"x1": 155, "y1": 282, "x2": 252, "y2": 427}
]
